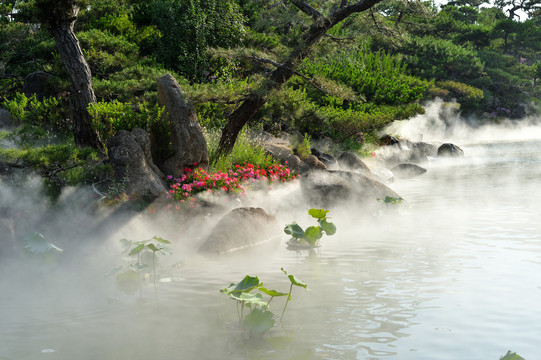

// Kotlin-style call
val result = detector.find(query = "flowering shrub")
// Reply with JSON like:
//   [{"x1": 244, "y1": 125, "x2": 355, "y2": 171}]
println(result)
[{"x1": 166, "y1": 161, "x2": 298, "y2": 203}]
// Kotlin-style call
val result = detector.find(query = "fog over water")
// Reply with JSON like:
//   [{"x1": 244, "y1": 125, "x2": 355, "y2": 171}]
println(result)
[{"x1": 1, "y1": 101, "x2": 541, "y2": 359}]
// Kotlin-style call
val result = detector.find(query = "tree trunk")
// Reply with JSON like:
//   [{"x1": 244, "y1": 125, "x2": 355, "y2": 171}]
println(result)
[
  {"x1": 51, "y1": 18, "x2": 103, "y2": 150},
  {"x1": 216, "y1": 0, "x2": 382, "y2": 156}
]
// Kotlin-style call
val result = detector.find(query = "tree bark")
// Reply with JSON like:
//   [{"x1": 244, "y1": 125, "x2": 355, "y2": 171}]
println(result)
[
  {"x1": 217, "y1": 0, "x2": 383, "y2": 156},
  {"x1": 51, "y1": 13, "x2": 103, "y2": 150}
]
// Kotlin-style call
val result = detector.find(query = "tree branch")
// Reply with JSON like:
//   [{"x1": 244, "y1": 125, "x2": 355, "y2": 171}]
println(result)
[{"x1": 289, "y1": 0, "x2": 326, "y2": 21}]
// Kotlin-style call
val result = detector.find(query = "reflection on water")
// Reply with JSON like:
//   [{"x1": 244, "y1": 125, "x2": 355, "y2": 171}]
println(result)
[{"x1": 1, "y1": 140, "x2": 541, "y2": 359}]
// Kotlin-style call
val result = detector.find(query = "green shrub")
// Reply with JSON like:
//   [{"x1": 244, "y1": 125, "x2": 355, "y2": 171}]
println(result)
[
  {"x1": 2, "y1": 93, "x2": 70, "y2": 140},
  {"x1": 301, "y1": 48, "x2": 427, "y2": 105},
  {"x1": 401, "y1": 36, "x2": 484, "y2": 81},
  {"x1": 206, "y1": 129, "x2": 276, "y2": 173},
  {"x1": 88, "y1": 100, "x2": 166, "y2": 144},
  {"x1": 435, "y1": 80, "x2": 484, "y2": 110}
]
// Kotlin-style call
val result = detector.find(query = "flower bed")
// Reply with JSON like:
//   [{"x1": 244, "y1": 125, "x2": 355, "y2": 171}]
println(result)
[{"x1": 166, "y1": 160, "x2": 298, "y2": 203}]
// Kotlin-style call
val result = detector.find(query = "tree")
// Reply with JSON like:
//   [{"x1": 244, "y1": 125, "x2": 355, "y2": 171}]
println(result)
[
  {"x1": 494, "y1": 0, "x2": 541, "y2": 19},
  {"x1": 217, "y1": 0, "x2": 384, "y2": 156},
  {"x1": 15, "y1": 0, "x2": 103, "y2": 150}
]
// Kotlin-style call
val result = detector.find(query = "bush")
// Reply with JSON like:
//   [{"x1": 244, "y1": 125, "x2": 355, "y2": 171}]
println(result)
[
  {"x1": 401, "y1": 36, "x2": 484, "y2": 81},
  {"x1": 435, "y1": 80, "x2": 484, "y2": 110},
  {"x1": 88, "y1": 100, "x2": 166, "y2": 143},
  {"x1": 301, "y1": 48, "x2": 427, "y2": 105},
  {"x1": 2, "y1": 93, "x2": 71, "y2": 141}
]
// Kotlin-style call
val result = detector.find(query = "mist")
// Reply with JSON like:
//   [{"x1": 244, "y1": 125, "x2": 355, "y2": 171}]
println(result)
[{"x1": 2, "y1": 104, "x2": 541, "y2": 359}]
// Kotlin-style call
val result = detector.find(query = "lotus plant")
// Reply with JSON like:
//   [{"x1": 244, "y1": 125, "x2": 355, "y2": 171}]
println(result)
[{"x1": 284, "y1": 208, "x2": 337, "y2": 248}]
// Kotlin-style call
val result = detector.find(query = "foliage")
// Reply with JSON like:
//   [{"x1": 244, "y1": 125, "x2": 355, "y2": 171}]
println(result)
[
  {"x1": 401, "y1": 36, "x2": 485, "y2": 81},
  {"x1": 292, "y1": 133, "x2": 311, "y2": 160},
  {"x1": 2, "y1": 92, "x2": 70, "y2": 139},
  {"x1": 301, "y1": 48, "x2": 427, "y2": 105},
  {"x1": 435, "y1": 80, "x2": 484, "y2": 110},
  {"x1": 284, "y1": 208, "x2": 337, "y2": 247},
  {"x1": 206, "y1": 128, "x2": 273, "y2": 171},
  {"x1": 220, "y1": 269, "x2": 308, "y2": 336},
  {"x1": 111, "y1": 236, "x2": 172, "y2": 295},
  {"x1": 147, "y1": 0, "x2": 246, "y2": 80},
  {"x1": 87, "y1": 99, "x2": 166, "y2": 143},
  {"x1": 377, "y1": 195, "x2": 403, "y2": 204},
  {"x1": 24, "y1": 232, "x2": 63, "y2": 254},
  {"x1": 499, "y1": 351, "x2": 526, "y2": 360}
]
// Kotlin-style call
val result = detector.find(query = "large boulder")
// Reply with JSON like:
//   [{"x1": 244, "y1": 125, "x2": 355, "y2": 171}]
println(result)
[
  {"x1": 337, "y1": 151, "x2": 371, "y2": 174},
  {"x1": 157, "y1": 74, "x2": 209, "y2": 178},
  {"x1": 23, "y1": 71, "x2": 53, "y2": 100},
  {"x1": 301, "y1": 170, "x2": 401, "y2": 208},
  {"x1": 0, "y1": 109, "x2": 12, "y2": 127},
  {"x1": 107, "y1": 128, "x2": 168, "y2": 198},
  {"x1": 199, "y1": 207, "x2": 280, "y2": 254},
  {"x1": 390, "y1": 163, "x2": 427, "y2": 179},
  {"x1": 311, "y1": 148, "x2": 338, "y2": 169},
  {"x1": 437, "y1": 143, "x2": 464, "y2": 157}
]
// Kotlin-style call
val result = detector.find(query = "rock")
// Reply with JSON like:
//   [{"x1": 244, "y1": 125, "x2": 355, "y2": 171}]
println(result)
[
  {"x1": 284, "y1": 154, "x2": 309, "y2": 174},
  {"x1": 301, "y1": 170, "x2": 401, "y2": 208},
  {"x1": 263, "y1": 140, "x2": 310, "y2": 173},
  {"x1": 390, "y1": 163, "x2": 427, "y2": 179},
  {"x1": 437, "y1": 143, "x2": 464, "y2": 157},
  {"x1": 305, "y1": 155, "x2": 327, "y2": 170},
  {"x1": 0, "y1": 109, "x2": 12, "y2": 127},
  {"x1": 23, "y1": 71, "x2": 53, "y2": 100},
  {"x1": 374, "y1": 146, "x2": 428, "y2": 167},
  {"x1": 379, "y1": 135, "x2": 400, "y2": 146},
  {"x1": 400, "y1": 139, "x2": 439, "y2": 157},
  {"x1": 337, "y1": 151, "x2": 371, "y2": 174},
  {"x1": 311, "y1": 148, "x2": 338, "y2": 169},
  {"x1": 157, "y1": 74, "x2": 209, "y2": 178},
  {"x1": 107, "y1": 128, "x2": 168, "y2": 198},
  {"x1": 199, "y1": 207, "x2": 280, "y2": 254}
]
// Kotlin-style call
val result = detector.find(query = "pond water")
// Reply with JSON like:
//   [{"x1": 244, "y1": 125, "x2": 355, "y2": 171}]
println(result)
[{"x1": 1, "y1": 132, "x2": 541, "y2": 359}]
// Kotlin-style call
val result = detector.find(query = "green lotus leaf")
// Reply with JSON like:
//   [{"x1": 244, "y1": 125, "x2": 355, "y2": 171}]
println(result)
[
  {"x1": 308, "y1": 208, "x2": 329, "y2": 220},
  {"x1": 284, "y1": 222, "x2": 305, "y2": 239},
  {"x1": 304, "y1": 226, "x2": 322, "y2": 244},
  {"x1": 319, "y1": 219, "x2": 337, "y2": 236},
  {"x1": 242, "y1": 308, "x2": 275, "y2": 336},
  {"x1": 281, "y1": 268, "x2": 308, "y2": 288}
]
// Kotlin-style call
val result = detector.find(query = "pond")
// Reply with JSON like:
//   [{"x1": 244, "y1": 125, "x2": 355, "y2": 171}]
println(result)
[{"x1": 1, "y1": 127, "x2": 540, "y2": 359}]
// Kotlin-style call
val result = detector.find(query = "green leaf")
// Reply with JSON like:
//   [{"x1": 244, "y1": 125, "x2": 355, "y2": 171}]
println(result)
[
  {"x1": 230, "y1": 292, "x2": 268, "y2": 308},
  {"x1": 281, "y1": 268, "x2": 308, "y2": 288},
  {"x1": 146, "y1": 243, "x2": 161, "y2": 252},
  {"x1": 499, "y1": 351, "x2": 525, "y2": 360},
  {"x1": 308, "y1": 208, "x2": 329, "y2": 220},
  {"x1": 258, "y1": 287, "x2": 289, "y2": 297},
  {"x1": 128, "y1": 244, "x2": 145, "y2": 256},
  {"x1": 153, "y1": 236, "x2": 171, "y2": 244},
  {"x1": 119, "y1": 238, "x2": 132, "y2": 249},
  {"x1": 115, "y1": 270, "x2": 139, "y2": 295},
  {"x1": 319, "y1": 219, "x2": 337, "y2": 236},
  {"x1": 24, "y1": 232, "x2": 63, "y2": 254},
  {"x1": 242, "y1": 308, "x2": 275, "y2": 336},
  {"x1": 221, "y1": 275, "x2": 261, "y2": 295},
  {"x1": 304, "y1": 226, "x2": 322, "y2": 244},
  {"x1": 284, "y1": 222, "x2": 304, "y2": 239}
]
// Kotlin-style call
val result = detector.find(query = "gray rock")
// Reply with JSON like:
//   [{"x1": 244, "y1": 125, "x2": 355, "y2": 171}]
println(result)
[
  {"x1": 107, "y1": 128, "x2": 168, "y2": 198},
  {"x1": 437, "y1": 143, "x2": 464, "y2": 157},
  {"x1": 23, "y1": 71, "x2": 53, "y2": 100},
  {"x1": 199, "y1": 207, "x2": 280, "y2": 254},
  {"x1": 305, "y1": 154, "x2": 327, "y2": 170},
  {"x1": 301, "y1": 170, "x2": 401, "y2": 208},
  {"x1": 0, "y1": 109, "x2": 12, "y2": 127},
  {"x1": 157, "y1": 74, "x2": 209, "y2": 178},
  {"x1": 390, "y1": 163, "x2": 427, "y2": 179},
  {"x1": 337, "y1": 151, "x2": 371, "y2": 174},
  {"x1": 311, "y1": 148, "x2": 338, "y2": 169}
]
